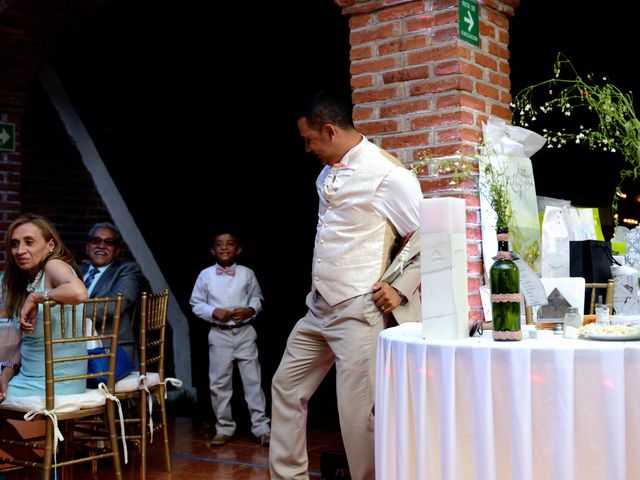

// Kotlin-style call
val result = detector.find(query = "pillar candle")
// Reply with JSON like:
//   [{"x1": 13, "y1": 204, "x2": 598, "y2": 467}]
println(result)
[
  {"x1": 420, "y1": 197, "x2": 466, "y2": 234},
  {"x1": 420, "y1": 196, "x2": 469, "y2": 339}
]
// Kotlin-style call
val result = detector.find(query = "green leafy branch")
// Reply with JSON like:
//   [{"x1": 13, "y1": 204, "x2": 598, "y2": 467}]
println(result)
[
  {"x1": 478, "y1": 143, "x2": 512, "y2": 232},
  {"x1": 511, "y1": 52, "x2": 640, "y2": 218}
]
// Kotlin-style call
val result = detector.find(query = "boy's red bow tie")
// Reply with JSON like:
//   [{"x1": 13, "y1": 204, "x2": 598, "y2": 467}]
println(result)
[{"x1": 216, "y1": 266, "x2": 235, "y2": 276}]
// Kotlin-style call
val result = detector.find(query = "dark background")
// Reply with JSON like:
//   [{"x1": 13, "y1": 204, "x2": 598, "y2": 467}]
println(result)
[
  {"x1": 48, "y1": 0, "x2": 351, "y2": 429},
  {"x1": 509, "y1": 1, "x2": 639, "y2": 238},
  {"x1": 38, "y1": 0, "x2": 640, "y2": 429}
]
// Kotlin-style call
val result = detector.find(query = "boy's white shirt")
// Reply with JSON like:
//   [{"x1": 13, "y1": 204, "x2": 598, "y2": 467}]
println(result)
[{"x1": 189, "y1": 263, "x2": 263, "y2": 325}]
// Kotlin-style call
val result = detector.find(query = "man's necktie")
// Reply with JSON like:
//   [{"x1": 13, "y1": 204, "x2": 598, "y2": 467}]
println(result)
[
  {"x1": 216, "y1": 266, "x2": 235, "y2": 276},
  {"x1": 84, "y1": 266, "x2": 99, "y2": 288}
]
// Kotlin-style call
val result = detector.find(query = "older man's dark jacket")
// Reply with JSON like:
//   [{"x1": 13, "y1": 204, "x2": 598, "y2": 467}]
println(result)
[{"x1": 80, "y1": 259, "x2": 146, "y2": 363}]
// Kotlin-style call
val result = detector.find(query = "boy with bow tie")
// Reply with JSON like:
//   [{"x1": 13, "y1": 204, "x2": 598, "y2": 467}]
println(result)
[{"x1": 189, "y1": 229, "x2": 271, "y2": 448}]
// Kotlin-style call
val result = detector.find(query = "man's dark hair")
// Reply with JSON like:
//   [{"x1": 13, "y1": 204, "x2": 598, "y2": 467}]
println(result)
[
  {"x1": 88, "y1": 222, "x2": 122, "y2": 244},
  {"x1": 298, "y1": 91, "x2": 355, "y2": 130}
]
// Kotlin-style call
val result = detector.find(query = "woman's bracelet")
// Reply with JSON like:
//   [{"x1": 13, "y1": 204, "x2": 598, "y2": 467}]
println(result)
[
  {"x1": 43, "y1": 288, "x2": 52, "y2": 301},
  {"x1": 1, "y1": 360, "x2": 19, "y2": 374}
]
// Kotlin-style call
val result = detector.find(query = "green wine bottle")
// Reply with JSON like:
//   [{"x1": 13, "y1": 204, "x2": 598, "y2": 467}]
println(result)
[{"x1": 490, "y1": 229, "x2": 522, "y2": 341}]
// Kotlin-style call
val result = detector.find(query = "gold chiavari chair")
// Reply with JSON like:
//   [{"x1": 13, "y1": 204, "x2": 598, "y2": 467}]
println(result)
[
  {"x1": 113, "y1": 289, "x2": 179, "y2": 479},
  {"x1": 0, "y1": 294, "x2": 124, "y2": 480},
  {"x1": 585, "y1": 279, "x2": 614, "y2": 315}
]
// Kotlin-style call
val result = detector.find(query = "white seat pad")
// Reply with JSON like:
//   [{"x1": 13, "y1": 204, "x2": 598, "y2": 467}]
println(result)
[
  {"x1": 115, "y1": 371, "x2": 160, "y2": 393},
  {"x1": 0, "y1": 388, "x2": 107, "y2": 413}
]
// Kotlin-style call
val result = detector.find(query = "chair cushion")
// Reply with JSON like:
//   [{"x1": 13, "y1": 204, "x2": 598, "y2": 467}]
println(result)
[
  {"x1": 115, "y1": 371, "x2": 160, "y2": 393},
  {"x1": 0, "y1": 388, "x2": 107, "y2": 413}
]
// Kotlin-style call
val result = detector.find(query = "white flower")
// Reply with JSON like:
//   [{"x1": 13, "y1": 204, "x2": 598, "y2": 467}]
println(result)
[{"x1": 394, "y1": 242, "x2": 412, "y2": 274}]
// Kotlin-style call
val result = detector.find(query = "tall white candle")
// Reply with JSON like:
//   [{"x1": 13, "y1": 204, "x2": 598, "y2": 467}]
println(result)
[
  {"x1": 420, "y1": 196, "x2": 469, "y2": 339},
  {"x1": 420, "y1": 197, "x2": 466, "y2": 234}
]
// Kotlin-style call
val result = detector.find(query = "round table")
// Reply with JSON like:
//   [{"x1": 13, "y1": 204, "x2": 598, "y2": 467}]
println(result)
[{"x1": 375, "y1": 322, "x2": 640, "y2": 480}]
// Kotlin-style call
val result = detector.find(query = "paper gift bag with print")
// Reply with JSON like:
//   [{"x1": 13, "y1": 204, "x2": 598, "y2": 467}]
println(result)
[
  {"x1": 612, "y1": 263, "x2": 640, "y2": 315},
  {"x1": 611, "y1": 225, "x2": 629, "y2": 257},
  {"x1": 569, "y1": 207, "x2": 605, "y2": 241},
  {"x1": 541, "y1": 204, "x2": 571, "y2": 277},
  {"x1": 479, "y1": 117, "x2": 545, "y2": 279},
  {"x1": 537, "y1": 196, "x2": 570, "y2": 230},
  {"x1": 625, "y1": 226, "x2": 640, "y2": 271}
]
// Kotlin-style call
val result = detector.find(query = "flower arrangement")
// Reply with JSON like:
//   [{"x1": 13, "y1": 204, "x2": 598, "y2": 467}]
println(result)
[
  {"x1": 478, "y1": 143, "x2": 513, "y2": 232},
  {"x1": 511, "y1": 52, "x2": 640, "y2": 217},
  {"x1": 478, "y1": 141, "x2": 542, "y2": 270}
]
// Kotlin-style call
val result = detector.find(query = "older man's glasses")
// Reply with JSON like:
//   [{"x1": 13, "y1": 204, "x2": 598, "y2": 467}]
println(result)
[{"x1": 89, "y1": 237, "x2": 117, "y2": 247}]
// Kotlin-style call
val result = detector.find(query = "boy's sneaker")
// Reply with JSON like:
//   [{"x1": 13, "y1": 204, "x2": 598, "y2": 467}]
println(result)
[{"x1": 209, "y1": 434, "x2": 231, "y2": 447}]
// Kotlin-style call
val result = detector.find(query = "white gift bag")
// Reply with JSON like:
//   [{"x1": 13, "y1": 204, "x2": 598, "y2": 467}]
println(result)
[
  {"x1": 541, "y1": 205, "x2": 571, "y2": 278},
  {"x1": 569, "y1": 207, "x2": 604, "y2": 241},
  {"x1": 612, "y1": 264, "x2": 640, "y2": 315},
  {"x1": 625, "y1": 226, "x2": 640, "y2": 271},
  {"x1": 479, "y1": 117, "x2": 545, "y2": 280}
]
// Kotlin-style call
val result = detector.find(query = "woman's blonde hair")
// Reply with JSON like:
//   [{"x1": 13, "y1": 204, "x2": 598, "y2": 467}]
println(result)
[{"x1": 2, "y1": 213, "x2": 80, "y2": 318}]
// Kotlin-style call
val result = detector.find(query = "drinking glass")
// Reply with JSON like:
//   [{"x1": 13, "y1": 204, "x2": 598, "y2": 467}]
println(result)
[{"x1": 595, "y1": 304, "x2": 610, "y2": 325}]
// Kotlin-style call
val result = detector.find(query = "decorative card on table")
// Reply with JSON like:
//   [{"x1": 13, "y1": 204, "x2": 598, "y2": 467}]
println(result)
[{"x1": 530, "y1": 277, "x2": 586, "y2": 323}]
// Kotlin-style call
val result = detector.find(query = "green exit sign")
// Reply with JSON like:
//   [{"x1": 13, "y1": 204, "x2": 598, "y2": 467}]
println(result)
[
  {"x1": 459, "y1": 0, "x2": 479, "y2": 46},
  {"x1": 0, "y1": 122, "x2": 16, "y2": 152}
]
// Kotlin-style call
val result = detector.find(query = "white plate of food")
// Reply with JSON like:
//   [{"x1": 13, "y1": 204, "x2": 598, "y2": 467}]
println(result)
[{"x1": 579, "y1": 323, "x2": 640, "y2": 341}]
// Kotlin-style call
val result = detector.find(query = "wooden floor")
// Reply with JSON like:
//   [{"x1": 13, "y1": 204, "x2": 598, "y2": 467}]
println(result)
[{"x1": 72, "y1": 414, "x2": 345, "y2": 479}]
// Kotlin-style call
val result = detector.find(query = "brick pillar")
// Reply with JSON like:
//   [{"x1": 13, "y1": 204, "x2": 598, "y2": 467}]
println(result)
[
  {"x1": 0, "y1": 92, "x2": 27, "y2": 271},
  {"x1": 335, "y1": 0, "x2": 518, "y2": 323}
]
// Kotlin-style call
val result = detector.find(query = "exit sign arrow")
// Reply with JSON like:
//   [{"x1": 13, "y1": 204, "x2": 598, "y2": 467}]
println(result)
[
  {"x1": 0, "y1": 122, "x2": 16, "y2": 152},
  {"x1": 458, "y1": 0, "x2": 479, "y2": 46},
  {"x1": 464, "y1": 10, "x2": 474, "y2": 31}
]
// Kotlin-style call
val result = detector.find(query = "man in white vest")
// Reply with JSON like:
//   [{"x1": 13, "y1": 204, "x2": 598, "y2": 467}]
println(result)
[{"x1": 269, "y1": 91, "x2": 422, "y2": 480}]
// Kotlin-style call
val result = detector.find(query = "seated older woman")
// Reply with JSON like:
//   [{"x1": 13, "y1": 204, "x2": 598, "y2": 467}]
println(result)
[{"x1": 0, "y1": 213, "x2": 87, "y2": 459}]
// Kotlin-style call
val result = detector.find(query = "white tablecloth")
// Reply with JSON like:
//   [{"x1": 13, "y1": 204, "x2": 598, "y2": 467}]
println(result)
[{"x1": 375, "y1": 322, "x2": 640, "y2": 480}]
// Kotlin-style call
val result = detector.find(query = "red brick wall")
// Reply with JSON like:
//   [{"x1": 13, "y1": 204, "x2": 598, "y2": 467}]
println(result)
[
  {"x1": 19, "y1": 84, "x2": 111, "y2": 260},
  {"x1": 336, "y1": 0, "x2": 519, "y2": 322},
  {"x1": 0, "y1": 0, "x2": 109, "y2": 271},
  {"x1": 1, "y1": 0, "x2": 520, "y2": 323},
  {"x1": 0, "y1": 92, "x2": 26, "y2": 270},
  {"x1": 0, "y1": 85, "x2": 112, "y2": 271}
]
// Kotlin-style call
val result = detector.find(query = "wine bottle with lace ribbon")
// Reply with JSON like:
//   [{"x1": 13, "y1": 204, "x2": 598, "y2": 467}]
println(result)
[{"x1": 490, "y1": 229, "x2": 522, "y2": 341}]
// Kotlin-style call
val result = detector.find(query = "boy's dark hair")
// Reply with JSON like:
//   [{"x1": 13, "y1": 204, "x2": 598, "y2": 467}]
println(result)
[
  {"x1": 297, "y1": 91, "x2": 354, "y2": 130},
  {"x1": 210, "y1": 227, "x2": 240, "y2": 246}
]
